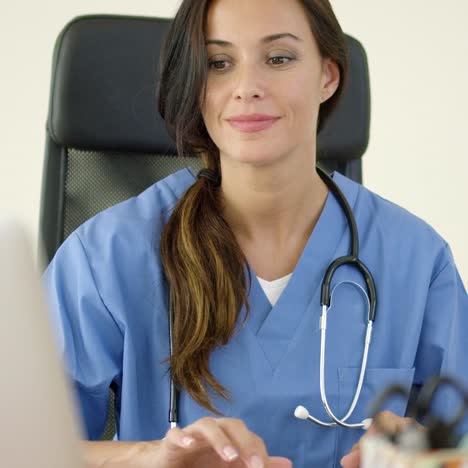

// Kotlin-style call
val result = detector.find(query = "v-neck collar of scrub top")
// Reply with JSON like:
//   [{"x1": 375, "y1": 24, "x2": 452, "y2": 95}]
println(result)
[{"x1": 184, "y1": 167, "x2": 360, "y2": 371}]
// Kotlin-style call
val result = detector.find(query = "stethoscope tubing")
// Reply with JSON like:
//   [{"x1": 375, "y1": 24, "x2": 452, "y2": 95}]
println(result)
[{"x1": 318, "y1": 305, "x2": 373, "y2": 428}]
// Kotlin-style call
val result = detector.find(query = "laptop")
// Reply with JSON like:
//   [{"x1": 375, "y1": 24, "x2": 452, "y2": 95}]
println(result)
[{"x1": 0, "y1": 219, "x2": 84, "y2": 467}]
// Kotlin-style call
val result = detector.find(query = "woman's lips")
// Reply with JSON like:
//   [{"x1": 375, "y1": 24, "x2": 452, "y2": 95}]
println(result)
[{"x1": 227, "y1": 117, "x2": 281, "y2": 133}]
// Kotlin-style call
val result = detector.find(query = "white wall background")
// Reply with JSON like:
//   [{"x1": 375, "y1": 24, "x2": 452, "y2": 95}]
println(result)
[{"x1": 1, "y1": 1, "x2": 467, "y2": 283}]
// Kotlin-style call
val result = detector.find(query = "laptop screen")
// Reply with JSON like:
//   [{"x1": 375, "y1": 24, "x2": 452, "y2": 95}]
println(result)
[{"x1": 0, "y1": 219, "x2": 84, "y2": 468}]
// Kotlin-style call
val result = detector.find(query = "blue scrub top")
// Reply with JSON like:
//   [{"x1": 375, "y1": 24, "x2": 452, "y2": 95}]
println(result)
[{"x1": 44, "y1": 168, "x2": 468, "y2": 467}]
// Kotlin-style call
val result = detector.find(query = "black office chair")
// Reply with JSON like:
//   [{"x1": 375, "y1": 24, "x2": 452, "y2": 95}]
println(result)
[{"x1": 39, "y1": 14, "x2": 371, "y2": 440}]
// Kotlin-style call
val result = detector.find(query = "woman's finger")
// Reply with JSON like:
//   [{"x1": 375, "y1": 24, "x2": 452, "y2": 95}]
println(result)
[
  {"x1": 164, "y1": 425, "x2": 197, "y2": 450},
  {"x1": 340, "y1": 449, "x2": 360, "y2": 468},
  {"x1": 183, "y1": 417, "x2": 242, "y2": 463},
  {"x1": 215, "y1": 418, "x2": 270, "y2": 468},
  {"x1": 268, "y1": 457, "x2": 293, "y2": 468},
  {"x1": 372, "y1": 410, "x2": 414, "y2": 435}
]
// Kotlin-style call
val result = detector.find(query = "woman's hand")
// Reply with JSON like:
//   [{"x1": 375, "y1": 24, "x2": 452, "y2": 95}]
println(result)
[
  {"x1": 103, "y1": 417, "x2": 292, "y2": 468},
  {"x1": 157, "y1": 417, "x2": 292, "y2": 468},
  {"x1": 340, "y1": 411, "x2": 417, "y2": 468}
]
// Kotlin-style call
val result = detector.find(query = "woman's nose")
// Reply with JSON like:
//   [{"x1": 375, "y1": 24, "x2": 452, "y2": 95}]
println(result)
[{"x1": 231, "y1": 65, "x2": 265, "y2": 102}]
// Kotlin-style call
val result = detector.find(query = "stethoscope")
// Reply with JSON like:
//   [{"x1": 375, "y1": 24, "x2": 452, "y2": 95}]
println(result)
[{"x1": 167, "y1": 166, "x2": 377, "y2": 430}]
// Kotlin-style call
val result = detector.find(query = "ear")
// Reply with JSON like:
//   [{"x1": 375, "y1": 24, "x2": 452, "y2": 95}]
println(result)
[{"x1": 320, "y1": 58, "x2": 340, "y2": 104}]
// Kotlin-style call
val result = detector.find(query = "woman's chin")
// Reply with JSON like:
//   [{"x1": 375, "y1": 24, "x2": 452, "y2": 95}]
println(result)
[{"x1": 222, "y1": 150, "x2": 286, "y2": 167}]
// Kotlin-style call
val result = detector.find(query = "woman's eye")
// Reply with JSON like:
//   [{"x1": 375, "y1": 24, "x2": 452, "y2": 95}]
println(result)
[
  {"x1": 268, "y1": 56, "x2": 293, "y2": 66},
  {"x1": 208, "y1": 60, "x2": 230, "y2": 70},
  {"x1": 208, "y1": 55, "x2": 295, "y2": 71}
]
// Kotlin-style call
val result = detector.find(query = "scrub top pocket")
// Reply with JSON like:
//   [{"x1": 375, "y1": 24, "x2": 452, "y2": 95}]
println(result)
[{"x1": 338, "y1": 367, "x2": 416, "y2": 419}]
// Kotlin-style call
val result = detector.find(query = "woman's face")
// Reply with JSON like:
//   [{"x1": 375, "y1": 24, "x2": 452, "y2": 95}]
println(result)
[{"x1": 201, "y1": 0, "x2": 340, "y2": 168}]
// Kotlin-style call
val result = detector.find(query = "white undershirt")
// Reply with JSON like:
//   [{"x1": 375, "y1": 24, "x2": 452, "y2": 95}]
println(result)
[{"x1": 257, "y1": 273, "x2": 293, "y2": 306}]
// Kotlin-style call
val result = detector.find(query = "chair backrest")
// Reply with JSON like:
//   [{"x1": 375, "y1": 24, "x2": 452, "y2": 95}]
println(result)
[
  {"x1": 40, "y1": 14, "x2": 371, "y2": 267},
  {"x1": 39, "y1": 14, "x2": 371, "y2": 440}
]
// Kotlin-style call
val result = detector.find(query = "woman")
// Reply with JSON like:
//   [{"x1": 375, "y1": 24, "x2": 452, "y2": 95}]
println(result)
[{"x1": 44, "y1": 0, "x2": 468, "y2": 466}]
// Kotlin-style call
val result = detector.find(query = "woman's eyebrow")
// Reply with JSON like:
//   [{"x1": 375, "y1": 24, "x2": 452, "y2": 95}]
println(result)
[{"x1": 206, "y1": 32, "x2": 302, "y2": 47}]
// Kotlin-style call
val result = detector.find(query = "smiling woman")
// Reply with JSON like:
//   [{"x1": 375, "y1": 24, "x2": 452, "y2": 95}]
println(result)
[
  {"x1": 43, "y1": 0, "x2": 468, "y2": 467},
  {"x1": 158, "y1": 0, "x2": 346, "y2": 417}
]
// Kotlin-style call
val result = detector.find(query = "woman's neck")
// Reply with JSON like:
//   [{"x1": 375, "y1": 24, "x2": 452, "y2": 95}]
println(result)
[
  {"x1": 219, "y1": 153, "x2": 329, "y2": 280},
  {"x1": 220, "y1": 155, "x2": 328, "y2": 245}
]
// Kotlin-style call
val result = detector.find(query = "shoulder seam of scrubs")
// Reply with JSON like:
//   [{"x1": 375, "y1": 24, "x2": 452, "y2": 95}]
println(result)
[
  {"x1": 160, "y1": 168, "x2": 197, "y2": 202},
  {"x1": 74, "y1": 231, "x2": 125, "y2": 337},
  {"x1": 186, "y1": 166, "x2": 198, "y2": 180},
  {"x1": 159, "y1": 169, "x2": 198, "y2": 218}
]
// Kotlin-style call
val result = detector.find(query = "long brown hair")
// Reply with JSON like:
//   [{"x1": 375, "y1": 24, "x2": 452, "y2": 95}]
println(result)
[{"x1": 158, "y1": 0, "x2": 349, "y2": 414}]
